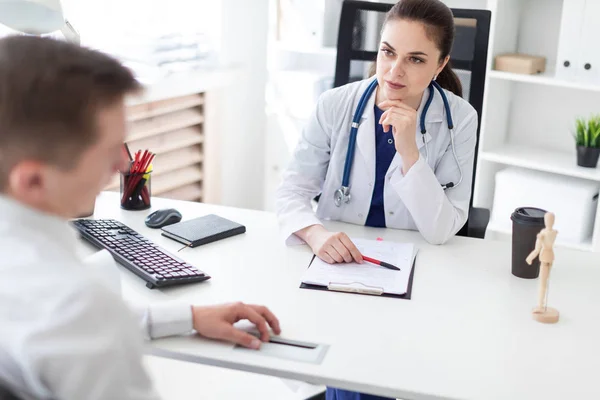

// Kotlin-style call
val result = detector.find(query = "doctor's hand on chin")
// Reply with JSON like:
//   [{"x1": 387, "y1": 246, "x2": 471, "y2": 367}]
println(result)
[
  {"x1": 295, "y1": 224, "x2": 363, "y2": 264},
  {"x1": 378, "y1": 99, "x2": 420, "y2": 174}
]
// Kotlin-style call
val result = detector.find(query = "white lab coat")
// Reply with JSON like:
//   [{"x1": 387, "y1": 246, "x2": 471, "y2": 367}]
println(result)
[{"x1": 275, "y1": 77, "x2": 478, "y2": 245}]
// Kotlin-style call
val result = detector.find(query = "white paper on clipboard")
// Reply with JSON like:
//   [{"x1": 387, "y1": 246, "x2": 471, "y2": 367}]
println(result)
[{"x1": 301, "y1": 238, "x2": 417, "y2": 295}]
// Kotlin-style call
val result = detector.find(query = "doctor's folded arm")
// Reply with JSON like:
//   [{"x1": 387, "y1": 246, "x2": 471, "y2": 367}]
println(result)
[{"x1": 276, "y1": 0, "x2": 478, "y2": 267}]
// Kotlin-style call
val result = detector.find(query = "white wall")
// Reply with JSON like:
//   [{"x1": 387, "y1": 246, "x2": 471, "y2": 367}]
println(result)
[{"x1": 217, "y1": 0, "x2": 269, "y2": 210}]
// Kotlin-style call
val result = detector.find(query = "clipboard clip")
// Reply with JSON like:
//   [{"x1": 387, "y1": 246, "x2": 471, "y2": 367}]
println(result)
[{"x1": 327, "y1": 281, "x2": 384, "y2": 295}]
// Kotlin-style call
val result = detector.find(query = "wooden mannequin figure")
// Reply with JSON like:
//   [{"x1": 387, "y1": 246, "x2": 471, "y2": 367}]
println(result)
[{"x1": 526, "y1": 212, "x2": 559, "y2": 323}]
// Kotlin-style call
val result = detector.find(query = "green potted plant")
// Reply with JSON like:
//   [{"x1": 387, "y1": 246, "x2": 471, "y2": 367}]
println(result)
[{"x1": 574, "y1": 114, "x2": 600, "y2": 168}]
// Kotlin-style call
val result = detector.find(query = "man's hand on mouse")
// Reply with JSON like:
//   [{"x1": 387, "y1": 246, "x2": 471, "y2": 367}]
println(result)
[{"x1": 191, "y1": 302, "x2": 281, "y2": 349}]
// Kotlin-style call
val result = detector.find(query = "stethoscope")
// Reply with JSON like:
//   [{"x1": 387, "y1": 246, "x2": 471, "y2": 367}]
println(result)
[{"x1": 334, "y1": 78, "x2": 463, "y2": 207}]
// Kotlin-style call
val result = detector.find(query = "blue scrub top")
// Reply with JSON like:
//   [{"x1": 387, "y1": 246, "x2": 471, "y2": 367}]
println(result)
[
  {"x1": 365, "y1": 105, "x2": 397, "y2": 228},
  {"x1": 326, "y1": 387, "x2": 393, "y2": 400}
]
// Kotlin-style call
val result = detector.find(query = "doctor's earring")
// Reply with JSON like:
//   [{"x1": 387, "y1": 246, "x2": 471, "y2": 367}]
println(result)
[{"x1": 433, "y1": 74, "x2": 438, "y2": 81}]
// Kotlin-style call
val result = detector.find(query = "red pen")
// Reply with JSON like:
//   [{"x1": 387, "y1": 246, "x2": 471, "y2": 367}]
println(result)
[{"x1": 362, "y1": 255, "x2": 400, "y2": 271}]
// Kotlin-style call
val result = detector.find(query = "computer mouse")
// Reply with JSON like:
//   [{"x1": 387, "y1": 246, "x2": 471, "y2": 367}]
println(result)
[{"x1": 145, "y1": 208, "x2": 182, "y2": 229}]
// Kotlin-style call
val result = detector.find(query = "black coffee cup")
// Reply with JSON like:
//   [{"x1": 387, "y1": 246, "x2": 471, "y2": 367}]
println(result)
[{"x1": 510, "y1": 207, "x2": 547, "y2": 279}]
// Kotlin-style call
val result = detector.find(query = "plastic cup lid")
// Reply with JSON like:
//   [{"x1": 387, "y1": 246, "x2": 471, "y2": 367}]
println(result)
[{"x1": 510, "y1": 207, "x2": 547, "y2": 224}]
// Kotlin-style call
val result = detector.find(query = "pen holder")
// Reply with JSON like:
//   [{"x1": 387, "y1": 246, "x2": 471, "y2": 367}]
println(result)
[{"x1": 120, "y1": 170, "x2": 152, "y2": 210}]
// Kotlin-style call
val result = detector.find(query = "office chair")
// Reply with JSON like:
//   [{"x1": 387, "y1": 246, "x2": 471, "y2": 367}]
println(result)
[{"x1": 333, "y1": 0, "x2": 492, "y2": 239}]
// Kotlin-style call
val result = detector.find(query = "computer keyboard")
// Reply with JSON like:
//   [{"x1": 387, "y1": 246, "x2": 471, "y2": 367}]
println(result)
[{"x1": 72, "y1": 219, "x2": 211, "y2": 289}]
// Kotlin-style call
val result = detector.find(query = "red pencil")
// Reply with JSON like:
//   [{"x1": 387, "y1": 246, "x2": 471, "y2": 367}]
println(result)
[
  {"x1": 139, "y1": 150, "x2": 149, "y2": 171},
  {"x1": 130, "y1": 151, "x2": 141, "y2": 174},
  {"x1": 362, "y1": 255, "x2": 400, "y2": 271}
]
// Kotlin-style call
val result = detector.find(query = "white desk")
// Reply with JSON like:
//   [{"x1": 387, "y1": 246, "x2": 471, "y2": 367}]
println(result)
[
  {"x1": 143, "y1": 356, "x2": 323, "y2": 400},
  {"x1": 87, "y1": 191, "x2": 600, "y2": 400}
]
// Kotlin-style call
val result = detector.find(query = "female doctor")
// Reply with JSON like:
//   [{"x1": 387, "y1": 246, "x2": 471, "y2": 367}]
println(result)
[{"x1": 276, "y1": 0, "x2": 478, "y2": 269}]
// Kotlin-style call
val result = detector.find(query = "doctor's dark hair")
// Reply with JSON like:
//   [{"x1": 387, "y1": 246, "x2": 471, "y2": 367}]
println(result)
[
  {"x1": 0, "y1": 35, "x2": 141, "y2": 191},
  {"x1": 382, "y1": 0, "x2": 462, "y2": 97}
]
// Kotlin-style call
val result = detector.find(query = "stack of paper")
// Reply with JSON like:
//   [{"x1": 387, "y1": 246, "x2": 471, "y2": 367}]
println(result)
[{"x1": 301, "y1": 238, "x2": 417, "y2": 296}]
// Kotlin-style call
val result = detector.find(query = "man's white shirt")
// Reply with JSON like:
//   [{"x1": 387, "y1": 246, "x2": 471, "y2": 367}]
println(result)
[{"x1": 0, "y1": 196, "x2": 193, "y2": 400}]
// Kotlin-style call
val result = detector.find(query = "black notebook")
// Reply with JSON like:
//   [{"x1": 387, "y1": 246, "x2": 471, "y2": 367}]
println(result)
[{"x1": 161, "y1": 214, "x2": 246, "y2": 248}]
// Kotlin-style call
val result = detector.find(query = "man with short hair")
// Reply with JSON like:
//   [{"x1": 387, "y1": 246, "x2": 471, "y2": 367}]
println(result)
[{"x1": 0, "y1": 35, "x2": 280, "y2": 400}]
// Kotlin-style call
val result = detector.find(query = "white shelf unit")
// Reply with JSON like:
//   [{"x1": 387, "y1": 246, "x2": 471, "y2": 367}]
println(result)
[
  {"x1": 103, "y1": 66, "x2": 242, "y2": 205},
  {"x1": 474, "y1": 0, "x2": 600, "y2": 252},
  {"x1": 106, "y1": 94, "x2": 206, "y2": 202},
  {"x1": 488, "y1": 69, "x2": 600, "y2": 93},
  {"x1": 479, "y1": 145, "x2": 600, "y2": 182},
  {"x1": 486, "y1": 220, "x2": 594, "y2": 252}
]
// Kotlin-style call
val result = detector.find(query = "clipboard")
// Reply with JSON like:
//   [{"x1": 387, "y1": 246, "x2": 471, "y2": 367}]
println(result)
[{"x1": 299, "y1": 254, "x2": 417, "y2": 300}]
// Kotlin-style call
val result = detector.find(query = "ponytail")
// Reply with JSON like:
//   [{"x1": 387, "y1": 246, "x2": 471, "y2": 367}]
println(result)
[
  {"x1": 368, "y1": 61, "x2": 376, "y2": 77},
  {"x1": 436, "y1": 61, "x2": 462, "y2": 97}
]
